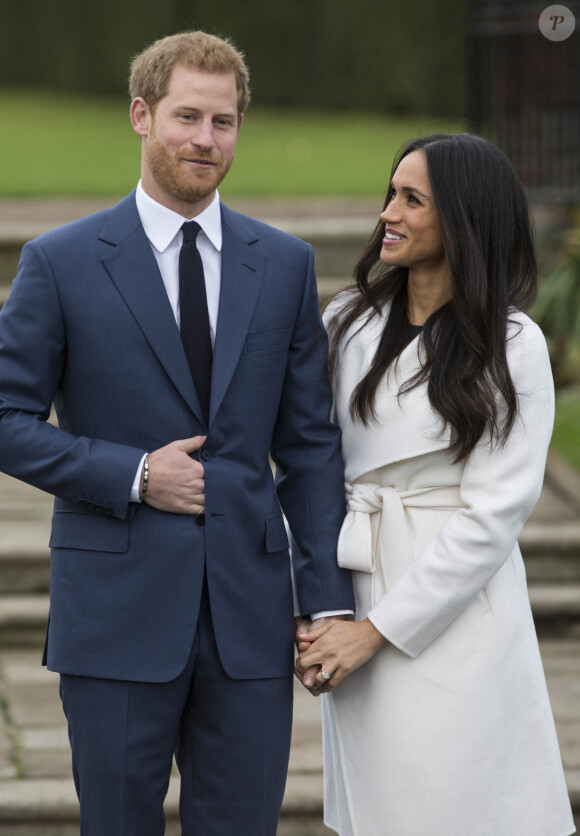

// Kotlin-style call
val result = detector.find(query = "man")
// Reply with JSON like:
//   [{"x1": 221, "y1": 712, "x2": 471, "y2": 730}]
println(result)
[{"x1": 0, "y1": 32, "x2": 353, "y2": 836}]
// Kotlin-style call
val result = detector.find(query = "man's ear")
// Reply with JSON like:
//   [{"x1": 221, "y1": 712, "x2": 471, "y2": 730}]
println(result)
[
  {"x1": 130, "y1": 97, "x2": 152, "y2": 138},
  {"x1": 237, "y1": 113, "x2": 244, "y2": 134}
]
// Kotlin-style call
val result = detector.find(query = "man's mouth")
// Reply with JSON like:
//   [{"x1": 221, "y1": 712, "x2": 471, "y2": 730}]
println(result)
[{"x1": 183, "y1": 157, "x2": 218, "y2": 168}]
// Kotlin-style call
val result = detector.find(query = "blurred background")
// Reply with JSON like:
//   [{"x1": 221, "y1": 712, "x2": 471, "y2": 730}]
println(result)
[
  {"x1": 0, "y1": 0, "x2": 466, "y2": 197},
  {"x1": 0, "y1": 4, "x2": 578, "y2": 833}
]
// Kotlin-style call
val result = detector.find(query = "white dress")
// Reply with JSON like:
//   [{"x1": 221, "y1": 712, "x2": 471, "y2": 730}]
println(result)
[{"x1": 321, "y1": 299, "x2": 575, "y2": 836}]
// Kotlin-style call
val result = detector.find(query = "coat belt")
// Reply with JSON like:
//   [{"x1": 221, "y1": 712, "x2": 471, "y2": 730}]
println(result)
[{"x1": 337, "y1": 482, "x2": 464, "y2": 591}]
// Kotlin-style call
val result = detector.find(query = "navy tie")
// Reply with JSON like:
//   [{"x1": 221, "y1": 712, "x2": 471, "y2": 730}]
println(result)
[{"x1": 179, "y1": 221, "x2": 212, "y2": 425}]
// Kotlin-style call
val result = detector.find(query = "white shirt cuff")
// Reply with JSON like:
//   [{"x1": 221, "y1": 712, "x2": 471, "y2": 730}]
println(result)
[{"x1": 310, "y1": 609, "x2": 353, "y2": 621}]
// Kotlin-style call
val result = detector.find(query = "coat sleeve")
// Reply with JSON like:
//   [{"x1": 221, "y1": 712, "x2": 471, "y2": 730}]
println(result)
[
  {"x1": 0, "y1": 240, "x2": 146, "y2": 520},
  {"x1": 368, "y1": 318, "x2": 555, "y2": 657},
  {"x1": 271, "y1": 247, "x2": 354, "y2": 616}
]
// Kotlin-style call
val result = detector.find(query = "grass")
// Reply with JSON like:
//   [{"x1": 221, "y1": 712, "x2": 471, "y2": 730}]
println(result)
[
  {"x1": 0, "y1": 85, "x2": 464, "y2": 198},
  {"x1": 552, "y1": 392, "x2": 580, "y2": 472},
  {"x1": 225, "y1": 108, "x2": 464, "y2": 198}
]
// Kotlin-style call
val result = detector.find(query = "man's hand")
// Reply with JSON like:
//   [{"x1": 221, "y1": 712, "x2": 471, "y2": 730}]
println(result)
[
  {"x1": 293, "y1": 616, "x2": 319, "y2": 692},
  {"x1": 294, "y1": 616, "x2": 348, "y2": 694},
  {"x1": 142, "y1": 436, "x2": 206, "y2": 515}
]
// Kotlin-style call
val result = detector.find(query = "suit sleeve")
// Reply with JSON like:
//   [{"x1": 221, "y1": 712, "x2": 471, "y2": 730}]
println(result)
[
  {"x1": 271, "y1": 246, "x2": 354, "y2": 616},
  {"x1": 0, "y1": 240, "x2": 145, "y2": 520},
  {"x1": 368, "y1": 319, "x2": 554, "y2": 657}
]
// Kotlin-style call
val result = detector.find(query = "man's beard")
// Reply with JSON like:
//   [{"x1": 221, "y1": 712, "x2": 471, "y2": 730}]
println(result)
[{"x1": 145, "y1": 135, "x2": 232, "y2": 205}]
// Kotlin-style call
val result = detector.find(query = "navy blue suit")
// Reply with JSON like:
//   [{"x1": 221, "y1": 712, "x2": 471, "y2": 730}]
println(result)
[{"x1": 0, "y1": 193, "x2": 354, "y2": 834}]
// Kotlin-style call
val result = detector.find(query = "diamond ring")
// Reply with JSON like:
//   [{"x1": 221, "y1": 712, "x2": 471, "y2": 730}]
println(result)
[{"x1": 320, "y1": 671, "x2": 332, "y2": 681}]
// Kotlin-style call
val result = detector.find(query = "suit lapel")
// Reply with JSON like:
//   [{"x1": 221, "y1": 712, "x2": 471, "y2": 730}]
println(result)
[
  {"x1": 210, "y1": 207, "x2": 265, "y2": 424},
  {"x1": 98, "y1": 195, "x2": 205, "y2": 423}
]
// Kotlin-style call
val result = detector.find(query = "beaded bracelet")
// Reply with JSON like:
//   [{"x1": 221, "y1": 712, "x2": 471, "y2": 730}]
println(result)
[{"x1": 140, "y1": 455, "x2": 149, "y2": 500}]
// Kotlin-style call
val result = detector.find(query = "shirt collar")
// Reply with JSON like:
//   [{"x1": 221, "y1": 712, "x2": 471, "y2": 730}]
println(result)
[{"x1": 135, "y1": 181, "x2": 222, "y2": 253}]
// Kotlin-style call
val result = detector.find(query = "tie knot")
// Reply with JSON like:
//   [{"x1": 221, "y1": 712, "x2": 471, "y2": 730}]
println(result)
[{"x1": 181, "y1": 221, "x2": 201, "y2": 243}]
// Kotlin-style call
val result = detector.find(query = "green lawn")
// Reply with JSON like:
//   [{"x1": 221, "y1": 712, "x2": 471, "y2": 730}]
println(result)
[
  {"x1": 0, "y1": 86, "x2": 464, "y2": 198},
  {"x1": 552, "y1": 393, "x2": 580, "y2": 472}
]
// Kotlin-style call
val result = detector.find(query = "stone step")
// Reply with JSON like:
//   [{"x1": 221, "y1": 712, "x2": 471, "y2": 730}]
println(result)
[
  {"x1": 0, "y1": 774, "x2": 333, "y2": 836},
  {"x1": 520, "y1": 523, "x2": 580, "y2": 583},
  {"x1": 0, "y1": 522, "x2": 50, "y2": 594},
  {"x1": 278, "y1": 219, "x2": 371, "y2": 281},
  {"x1": 0, "y1": 219, "x2": 369, "y2": 303},
  {"x1": 0, "y1": 200, "x2": 377, "y2": 285},
  {"x1": 530, "y1": 585, "x2": 580, "y2": 639},
  {"x1": 0, "y1": 765, "x2": 576, "y2": 835},
  {"x1": 1, "y1": 585, "x2": 580, "y2": 649},
  {"x1": 0, "y1": 638, "x2": 576, "y2": 836},
  {"x1": 1, "y1": 529, "x2": 578, "y2": 595},
  {"x1": 0, "y1": 596, "x2": 49, "y2": 646}
]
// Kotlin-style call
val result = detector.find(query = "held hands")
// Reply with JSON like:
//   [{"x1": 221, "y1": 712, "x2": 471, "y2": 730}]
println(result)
[
  {"x1": 295, "y1": 617, "x2": 387, "y2": 696},
  {"x1": 294, "y1": 616, "x2": 335, "y2": 694},
  {"x1": 142, "y1": 436, "x2": 206, "y2": 515}
]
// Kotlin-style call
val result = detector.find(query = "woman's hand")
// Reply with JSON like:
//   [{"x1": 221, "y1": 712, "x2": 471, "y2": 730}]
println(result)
[
  {"x1": 294, "y1": 616, "x2": 344, "y2": 691},
  {"x1": 295, "y1": 618, "x2": 387, "y2": 695}
]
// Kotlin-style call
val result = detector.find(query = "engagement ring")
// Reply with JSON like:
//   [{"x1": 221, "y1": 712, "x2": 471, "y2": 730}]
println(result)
[{"x1": 321, "y1": 671, "x2": 332, "y2": 681}]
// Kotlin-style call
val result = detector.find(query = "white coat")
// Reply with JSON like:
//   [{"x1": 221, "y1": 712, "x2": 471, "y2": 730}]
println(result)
[{"x1": 321, "y1": 297, "x2": 575, "y2": 836}]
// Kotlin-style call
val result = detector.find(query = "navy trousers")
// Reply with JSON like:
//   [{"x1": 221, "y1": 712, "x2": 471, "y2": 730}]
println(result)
[{"x1": 59, "y1": 579, "x2": 294, "y2": 835}]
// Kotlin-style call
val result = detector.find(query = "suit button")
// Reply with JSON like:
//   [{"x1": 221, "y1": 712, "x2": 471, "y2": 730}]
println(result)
[
  {"x1": 200, "y1": 450, "x2": 211, "y2": 462},
  {"x1": 195, "y1": 514, "x2": 206, "y2": 526},
  {"x1": 103, "y1": 507, "x2": 113, "y2": 517},
  {"x1": 78, "y1": 499, "x2": 89, "y2": 508}
]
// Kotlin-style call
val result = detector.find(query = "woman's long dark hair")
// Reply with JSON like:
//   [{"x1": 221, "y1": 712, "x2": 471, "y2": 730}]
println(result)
[{"x1": 327, "y1": 134, "x2": 538, "y2": 461}]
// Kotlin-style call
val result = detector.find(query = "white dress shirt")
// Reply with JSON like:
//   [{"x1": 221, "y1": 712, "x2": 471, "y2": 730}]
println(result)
[{"x1": 136, "y1": 181, "x2": 222, "y2": 344}]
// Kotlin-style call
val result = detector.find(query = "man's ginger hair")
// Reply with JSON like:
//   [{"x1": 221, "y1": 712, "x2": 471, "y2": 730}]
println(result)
[{"x1": 129, "y1": 31, "x2": 251, "y2": 114}]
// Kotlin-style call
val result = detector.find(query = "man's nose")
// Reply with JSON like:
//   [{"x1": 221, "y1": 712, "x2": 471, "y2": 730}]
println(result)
[{"x1": 191, "y1": 120, "x2": 215, "y2": 149}]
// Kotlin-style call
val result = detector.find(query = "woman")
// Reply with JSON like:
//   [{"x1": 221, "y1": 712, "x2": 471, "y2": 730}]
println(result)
[{"x1": 296, "y1": 134, "x2": 575, "y2": 836}]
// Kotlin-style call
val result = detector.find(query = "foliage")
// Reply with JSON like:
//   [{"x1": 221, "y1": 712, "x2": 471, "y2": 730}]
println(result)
[
  {"x1": 552, "y1": 392, "x2": 580, "y2": 472},
  {"x1": 0, "y1": 0, "x2": 466, "y2": 117},
  {"x1": 532, "y1": 208, "x2": 580, "y2": 386},
  {"x1": 0, "y1": 87, "x2": 464, "y2": 197}
]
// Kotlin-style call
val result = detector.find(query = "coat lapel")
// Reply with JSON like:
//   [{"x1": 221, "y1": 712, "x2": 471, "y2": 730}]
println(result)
[
  {"x1": 98, "y1": 194, "x2": 205, "y2": 423},
  {"x1": 336, "y1": 304, "x2": 452, "y2": 483},
  {"x1": 210, "y1": 206, "x2": 265, "y2": 424}
]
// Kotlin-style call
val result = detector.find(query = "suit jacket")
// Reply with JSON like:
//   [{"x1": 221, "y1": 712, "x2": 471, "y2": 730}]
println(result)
[{"x1": 0, "y1": 193, "x2": 354, "y2": 682}]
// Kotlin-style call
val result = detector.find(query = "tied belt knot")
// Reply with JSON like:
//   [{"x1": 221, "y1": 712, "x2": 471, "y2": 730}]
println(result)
[{"x1": 337, "y1": 482, "x2": 464, "y2": 592}]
